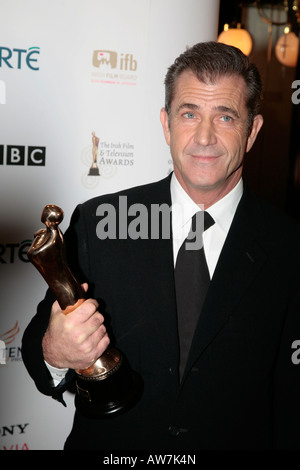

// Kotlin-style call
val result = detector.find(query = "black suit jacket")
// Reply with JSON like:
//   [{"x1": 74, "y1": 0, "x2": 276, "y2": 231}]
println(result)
[{"x1": 22, "y1": 175, "x2": 300, "y2": 450}]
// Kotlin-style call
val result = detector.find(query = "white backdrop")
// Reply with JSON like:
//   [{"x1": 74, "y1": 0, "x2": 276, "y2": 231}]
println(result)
[{"x1": 0, "y1": 0, "x2": 219, "y2": 450}]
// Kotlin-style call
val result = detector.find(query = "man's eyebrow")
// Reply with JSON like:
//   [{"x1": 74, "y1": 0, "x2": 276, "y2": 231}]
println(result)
[
  {"x1": 213, "y1": 105, "x2": 240, "y2": 119},
  {"x1": 176, "y1": 103, "x2": 199, "y2": 112}
]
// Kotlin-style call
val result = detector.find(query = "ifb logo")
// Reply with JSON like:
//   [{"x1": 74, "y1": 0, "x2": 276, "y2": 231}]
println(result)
[
  {"x1": 93, "y1": 50, "x2": 137, "y2": 71},
  {"x1": 0, "y1": 145, "x2": 46, "y2": 166},
  {"x1": 0, "y1": 46, "x2": 40, "y2": 70}
]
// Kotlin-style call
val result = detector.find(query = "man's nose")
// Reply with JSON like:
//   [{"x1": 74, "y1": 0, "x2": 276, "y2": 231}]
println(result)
[{"x1": 193, "y1": 120, "x2": 217, "y2": 146}]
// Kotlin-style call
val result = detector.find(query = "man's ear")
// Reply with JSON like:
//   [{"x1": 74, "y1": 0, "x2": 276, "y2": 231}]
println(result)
[
  {"x1": 246, "y1": 114, "x2": 264, "y2": 153},
  {"x1": 160, "y1": 107, "x2": 171, "y2": 146}
]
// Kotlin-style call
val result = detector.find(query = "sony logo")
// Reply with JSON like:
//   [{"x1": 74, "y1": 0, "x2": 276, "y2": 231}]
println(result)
[{"x1": 0, "y1": 423, "x2": 29, "y2": 437}]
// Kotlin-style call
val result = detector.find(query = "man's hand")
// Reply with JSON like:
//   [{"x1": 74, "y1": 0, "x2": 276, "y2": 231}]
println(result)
[{"x1": 42, "y1": 284, "x2": 110, "y2": 370}]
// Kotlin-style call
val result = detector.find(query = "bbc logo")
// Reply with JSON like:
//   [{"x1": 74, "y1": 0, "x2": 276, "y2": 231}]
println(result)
[{"x1": 0, "y1": 145, "x2": 46, "y2": 166}]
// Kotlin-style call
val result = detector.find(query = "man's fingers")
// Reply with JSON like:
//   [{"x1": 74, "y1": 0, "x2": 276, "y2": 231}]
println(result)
[
  {"x1": 51, "y1": 299, "x2": 63, "y2": 315},
  {"x1": 67, "y1": 298, "x2": 99, "y2": 323},
  {"x1": 46, "y1": 296, "x2": 109, "y2": 370},
  {"x1": 81, "y1": 282, "x2": 89, "y2": 293}
]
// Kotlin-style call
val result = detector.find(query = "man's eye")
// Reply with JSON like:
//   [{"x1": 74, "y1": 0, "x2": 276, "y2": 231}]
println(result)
[
  {"x1": 184, "y1": 112, "x2": 195, "y2": 119},
  {"x1": 220, "y1": 115, "x2": 232, "y2": 122}
]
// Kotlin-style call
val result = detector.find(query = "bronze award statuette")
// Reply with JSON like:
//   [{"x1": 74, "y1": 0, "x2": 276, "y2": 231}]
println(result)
[
  {"x1": 88, "y1": 131, "x2": 100, "y2": 176},
  {"x1": 27, "y1": 204, "x2": 142, "y2": 418}
]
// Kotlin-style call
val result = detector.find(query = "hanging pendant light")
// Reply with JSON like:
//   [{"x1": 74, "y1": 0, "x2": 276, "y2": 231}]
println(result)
[
  {"x1": 218, "y1": 23, "x2": 253, "y2": 56},
  {"x1": 275, "y1": 26, "x2": 299, "y2": 67}
]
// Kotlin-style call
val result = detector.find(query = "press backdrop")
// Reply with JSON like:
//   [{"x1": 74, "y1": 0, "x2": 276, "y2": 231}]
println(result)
[{"x1": 0, "y1": 0, "x2": 219, "y2": 450}]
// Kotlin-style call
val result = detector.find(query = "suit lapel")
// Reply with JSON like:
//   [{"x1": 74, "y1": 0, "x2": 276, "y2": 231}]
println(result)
[
  {"x1": 151, "y1": 235, "x2": 179, "y2": 371},
  {"x1": 128, "y1": 175, "x2": 180, "y2": 373},
  {"x1": 151, "y1": 178, "x2": 179, "y2": 373},
  {"x1": 182, "y1": 189, "x2": 268, "y2": 381}
]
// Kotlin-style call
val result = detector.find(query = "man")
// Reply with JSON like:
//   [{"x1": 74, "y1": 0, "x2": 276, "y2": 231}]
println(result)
[{"x1": 22, "y1": 42, "x2": 300, "y2": 450}]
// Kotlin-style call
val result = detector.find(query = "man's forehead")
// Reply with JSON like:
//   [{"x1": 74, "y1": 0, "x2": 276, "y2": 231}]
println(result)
[
  {"x1": 175, "y1": 69, "x2": 247, "y2": 91},
  {"x1": 172, "y1": 71, "x2": 247, "y2": 106}
]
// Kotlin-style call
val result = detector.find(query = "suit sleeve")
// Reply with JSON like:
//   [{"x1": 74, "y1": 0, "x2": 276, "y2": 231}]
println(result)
[{"x1": 273, "y1": 273, "x2": 300, "y2": 449}]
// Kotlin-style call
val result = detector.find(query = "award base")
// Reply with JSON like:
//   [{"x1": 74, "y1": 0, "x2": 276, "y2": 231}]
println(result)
[
  {"x1": 74, "y1": 348, "x2": 143, "y2": 418},
  {"x1": 88, "y1": 167, "x2": 100, "y2": 176}
]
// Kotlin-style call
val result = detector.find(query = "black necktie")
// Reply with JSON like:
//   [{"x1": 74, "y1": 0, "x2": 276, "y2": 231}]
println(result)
[{"x1": 175, "y1": 211, "x2": 215, "y2": 381}]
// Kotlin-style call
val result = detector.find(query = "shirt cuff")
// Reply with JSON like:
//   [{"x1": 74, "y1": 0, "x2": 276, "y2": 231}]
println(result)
[{"x1": 44, "y1": 360, "x2": 69, "y2": 387}]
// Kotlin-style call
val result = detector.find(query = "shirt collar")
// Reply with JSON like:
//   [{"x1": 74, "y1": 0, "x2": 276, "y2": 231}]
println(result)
[{"x1": 170, "y1": 172, "x2": 243, "y2": 233}]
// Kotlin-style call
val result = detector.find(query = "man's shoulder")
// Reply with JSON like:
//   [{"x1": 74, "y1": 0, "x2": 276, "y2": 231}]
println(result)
[
  {"x1": 242, "y1": 187, "x2": 300, "y2": 243},
  {"x1": 81, "y1": 174, "x2": 172, "y2": 212}
]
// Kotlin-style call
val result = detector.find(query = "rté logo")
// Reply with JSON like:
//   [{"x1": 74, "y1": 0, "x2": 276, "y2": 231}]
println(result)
[
  {"x1": 0, "y1": 46, "x2": 40, "y2": 70},
  {"x1": 0, "y1": 145, "x2": 46, "y2": 166}
]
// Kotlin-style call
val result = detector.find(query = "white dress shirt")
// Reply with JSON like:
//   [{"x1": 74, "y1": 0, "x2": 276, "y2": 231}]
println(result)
[
  {"x1": 171, "y1": 173, "x2": 243, "y2": 277},
  {"x1": 46, "y1": 174, "x2": 243, "y2": 386}
]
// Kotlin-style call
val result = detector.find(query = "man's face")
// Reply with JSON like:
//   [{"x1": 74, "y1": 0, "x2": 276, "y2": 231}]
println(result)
[{"x1": 160, "y1": 70, "x2": 263, "y2": 205}]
